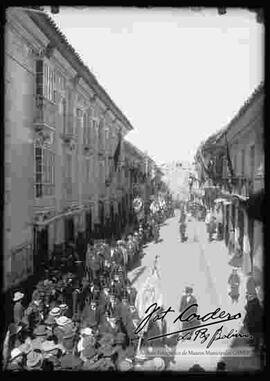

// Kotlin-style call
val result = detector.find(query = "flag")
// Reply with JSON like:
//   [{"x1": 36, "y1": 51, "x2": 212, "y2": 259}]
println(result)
[
  {"x1": 135, "y1": 269, "x2": 163, "y2": 323},
  {"x1": 225, "y1": 132, "x2": 234, "y2": 178},
  {"x1": 113, "y1": 130, "x2": 122, "y2": 171},
  {"x1": 105, "y1": 130, "x2": 122, "y2": 186},
  {"x1": 197, "y1": 148, "x2": 211, "y2": 179}
]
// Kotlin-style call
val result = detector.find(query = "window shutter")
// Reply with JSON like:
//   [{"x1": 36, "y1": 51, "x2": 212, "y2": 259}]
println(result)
[{"x1": 36, "y1": 60, "x2": 43, "y2": 97}]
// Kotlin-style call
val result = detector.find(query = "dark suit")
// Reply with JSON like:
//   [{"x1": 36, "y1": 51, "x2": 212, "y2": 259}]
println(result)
[
  {"x1": 126, "y1": 288, "x2": 137, "y2": 306},
  {"x1": 13, "y1": 301, "x2": 24, "y2": 325},
  {"x1": 80, "y1": 305, "x2": 102, "y2": 328},
  {"x1": 179, "y1": 294, "x2": 199, "y2": 331}
]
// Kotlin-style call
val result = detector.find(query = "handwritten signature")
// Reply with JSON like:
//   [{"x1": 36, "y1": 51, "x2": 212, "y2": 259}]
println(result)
[{"x1": 134, "y1": 303, "x2": 252, "y2": 347}]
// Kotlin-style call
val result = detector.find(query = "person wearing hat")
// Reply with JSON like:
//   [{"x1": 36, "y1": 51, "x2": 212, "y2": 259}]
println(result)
[
  {"x1": 117, "y1": 295, "x2": 131, "y2": 329},
  {"x1": 13, "y1": 291, "x2": 25, "y2": 327},
  {"x1": 118, "y1": 358, "x2": 134, "y2": 371},
  {"x1": 243, "y1": 293, "x2": 263, "y2": 352},
  {"x1": 31, "y1": 325, "x2": 48, "y2": 350},
  {"x1": 77, "y1": 327, "x2": 95, "y2": 357},
  {"x1": 126, "y1": 284, "x2": 137, "y2": 306},
  {"x1": 54, "y1": 316, "x2": 75, "y2": 343},
  {"x1": 24, "y1": 290, "x2": 43, "y2": 331},
  {"x1": 17, "y1": 335, "x2": 33, "y2": 357},
  {"x1": 228, "y1": 268, "x2": 240, "y2": 303},
  {"x1": 80, "y1": 344, "x2": 99, "y2": 369},
  {"x1": 2, "y1": 323, "x2": 23, "y2": 370},
  {"x1": 111, "y1": 273, "x2": 123, "y2": 300},
  {"x1": 80, "y1": 298, "x2": 101, "y2": 330},
  {"x1": 142, "y1": 357, "x2": 166, "y2": 371},
  {"x1": 72, "y1": 279, "x2": 83, "y2": 322},
  {"x1": 115, "y1": 344, "x2": 135, "y2": 371},
  {"x1": 5, "y1": 347, "x2": 24, "y2": 371},
  {"x1": 99, "y1": 311, "x2": 124, "y2": 340},
  {"x1": 59, "y1": 303, "x2": 69, "y2": 317},
  {"x1": 60, "y1": 340, "x2": 82, "y2": 370},
  {"x1": 107, "y1": 293, "x2": 121, "y2": 318},
  {"x1": 179, "y1": 287, "x2": 198, "y2": 333},
  {"x1": 98, "y1": 285, "x2": 111, "y2": 314},
  {"x1": 41, "y1": 339, "x2": 64, "y2": 371},
  {"x1": 61, "y1": 326, "x2": 76, "y2": 351},
  {"x1": 25, "y1": 350, "x2": 43, "y2": 371}
]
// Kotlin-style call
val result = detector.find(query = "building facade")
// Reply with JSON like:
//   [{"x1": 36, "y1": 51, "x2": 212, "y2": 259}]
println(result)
[
  {"x1": 195, "y1": 83, "x2": 264, "y2": 300},
  {"x1": 4, "y1": 8, "x2": 135, "y2": 291},
  {"x1": 161, "y1": 161, "x2": 193, "y2": 202}
]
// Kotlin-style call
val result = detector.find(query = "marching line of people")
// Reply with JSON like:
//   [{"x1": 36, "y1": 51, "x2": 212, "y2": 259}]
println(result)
[{"x1": 2, "y1": 211, "x2": 168, "y2": 372}]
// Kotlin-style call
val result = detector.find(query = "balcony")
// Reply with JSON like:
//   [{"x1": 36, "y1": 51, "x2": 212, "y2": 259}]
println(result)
[
  {"x1": 34, "y1": 95, "x2": 57, "y2": 130},
  {"x1": 221, "y1": 176, "x2": 253, "y2": 197}
]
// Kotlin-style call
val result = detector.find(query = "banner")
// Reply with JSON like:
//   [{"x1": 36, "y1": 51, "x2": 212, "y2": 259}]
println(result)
[
  {"x1": 105, "y1": 130, "x2": 122, "y2": 187},
  {"x1": 135, "y1": 269, "x2": 163, "y2": 324}
]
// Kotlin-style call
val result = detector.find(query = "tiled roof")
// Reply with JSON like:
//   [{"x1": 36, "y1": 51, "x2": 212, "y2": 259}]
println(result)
[
  {"x1": 204, "y1": 82, "x2": 264, "y2": 148},
  {"x1": 27, "y1": 6, "x2": 133, "y2": 131}
]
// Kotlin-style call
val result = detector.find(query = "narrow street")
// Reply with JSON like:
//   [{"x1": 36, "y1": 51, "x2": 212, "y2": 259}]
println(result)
[{"x1": 129, "y1": 210, "x2": 261, "y2": 372}]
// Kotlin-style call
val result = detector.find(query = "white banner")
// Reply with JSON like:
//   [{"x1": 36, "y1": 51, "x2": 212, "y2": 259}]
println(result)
[{"x1": 135, "y1": 269, "x2": 163, "y2": 322}]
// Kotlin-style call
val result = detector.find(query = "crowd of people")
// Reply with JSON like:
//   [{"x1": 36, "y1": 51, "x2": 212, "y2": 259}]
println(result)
[{"x1": 3, "y1": 202, "x2": 175, "y2": 372}]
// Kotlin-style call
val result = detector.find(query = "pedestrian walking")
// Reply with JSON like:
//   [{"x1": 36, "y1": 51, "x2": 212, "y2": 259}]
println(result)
[
  {"x1": 228, "y1": 268, "x2": 240, "y2": 303},
  {"x1": 243, "y1": 293, "x2": 263, "y2": 353},
  {"x1": 13, "y1": 291, "x2": 25, "y2": 327},
  {"x1": 178, "y1": 287, "x2": 199, "y2": 334}
]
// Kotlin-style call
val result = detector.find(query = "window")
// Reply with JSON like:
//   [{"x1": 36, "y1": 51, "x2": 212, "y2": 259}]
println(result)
[
  {"x1": 241, "y1": 149, "x2": 245, "y2": 176},
  {"x1": 34, "y1": 140, "x2": 55, "y2": 198},
  {"x1": 83, "y1": 112, "x2": 91, "y2": 145},
  {"x1": 233, "y1": 154, "x2": 237, "y2": 175},
  {"x1": 59, "y1": 98, "x2": 67, "y2": 134},
  {"x1": 35, "y1": 143, "x2": 43, "y2": 198},
  {"x1": 250, "y1": 145, "x2": 255, "y2": 178},
  {"x1": 65, "y1": 154, "x2": 72, "y2": 197},
  {"x1": 92, "y1": 119, "x2": 98, "y2": 146},
  {"x1": 99, "y1": 161, "x2": 105, "y2": 186},
  {"x1": 43, "y1": 63, "x2": 56, "y2": 103},
  {"x1": 85, "y1": 158, "x2": 90, "y2": 183},
  {"x1": 98, "y1": 120, "x2": 103, "y2": 150}
]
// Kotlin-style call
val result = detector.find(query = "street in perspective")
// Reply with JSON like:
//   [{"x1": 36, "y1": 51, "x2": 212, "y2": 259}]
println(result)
[{"x1": 3, "y1": 6, "x2": 264, "y2": 374}]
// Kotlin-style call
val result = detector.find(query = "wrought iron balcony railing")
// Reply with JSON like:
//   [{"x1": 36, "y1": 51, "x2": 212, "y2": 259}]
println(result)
[{"x1": 34, "y1": 95, "x2": 57, "y2": 129}]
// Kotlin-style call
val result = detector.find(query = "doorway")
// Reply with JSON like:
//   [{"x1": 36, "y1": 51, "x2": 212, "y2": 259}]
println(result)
[{"x1": 33, "y1": 225, "x2": 48, "y2": 278}]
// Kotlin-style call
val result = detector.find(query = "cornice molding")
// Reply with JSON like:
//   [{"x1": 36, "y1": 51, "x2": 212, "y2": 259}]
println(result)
[
  {"x1": 6, "y1": 9, "x2": 49, "y2": 53},
  {"x1": 28, "y1": 11, "x2": 134, "y2": 133}
]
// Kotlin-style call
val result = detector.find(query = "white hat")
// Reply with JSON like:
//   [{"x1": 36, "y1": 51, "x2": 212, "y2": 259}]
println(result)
[
  {"x1": 59, "y1": 304, "x2": 68, "y2": 310},
  {"x1": 13, "y1": 292, "x2": 24, "y2": 302},
  {"x1": 80, "y1": 327, "x2": 93, "y2": 336},
  {"x1": 49, "y1": 307, "x2": 61, "y2": 317},
  {"x1": 153, "y1": 357, "x2": 165, "y2": 370},
  {"x1": 10, "y1": 348, "x2": 22, "y2": 361},
  {"x1": 55, "y1": 316, "x2": 71, "y2": 326}
]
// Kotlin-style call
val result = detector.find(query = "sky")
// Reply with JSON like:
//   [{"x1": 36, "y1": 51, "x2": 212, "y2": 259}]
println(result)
[{"x1": 49, "y1": 7, "x2": 264, "y2": 165}]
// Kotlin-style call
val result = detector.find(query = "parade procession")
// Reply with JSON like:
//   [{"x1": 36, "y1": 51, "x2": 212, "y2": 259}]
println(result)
[
  {"x1": 3, "y1": 6, "x2": 264, "y2": 374},
  {"x1": 3, "y1": 194, "x2": 174, "y2": 371}
]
